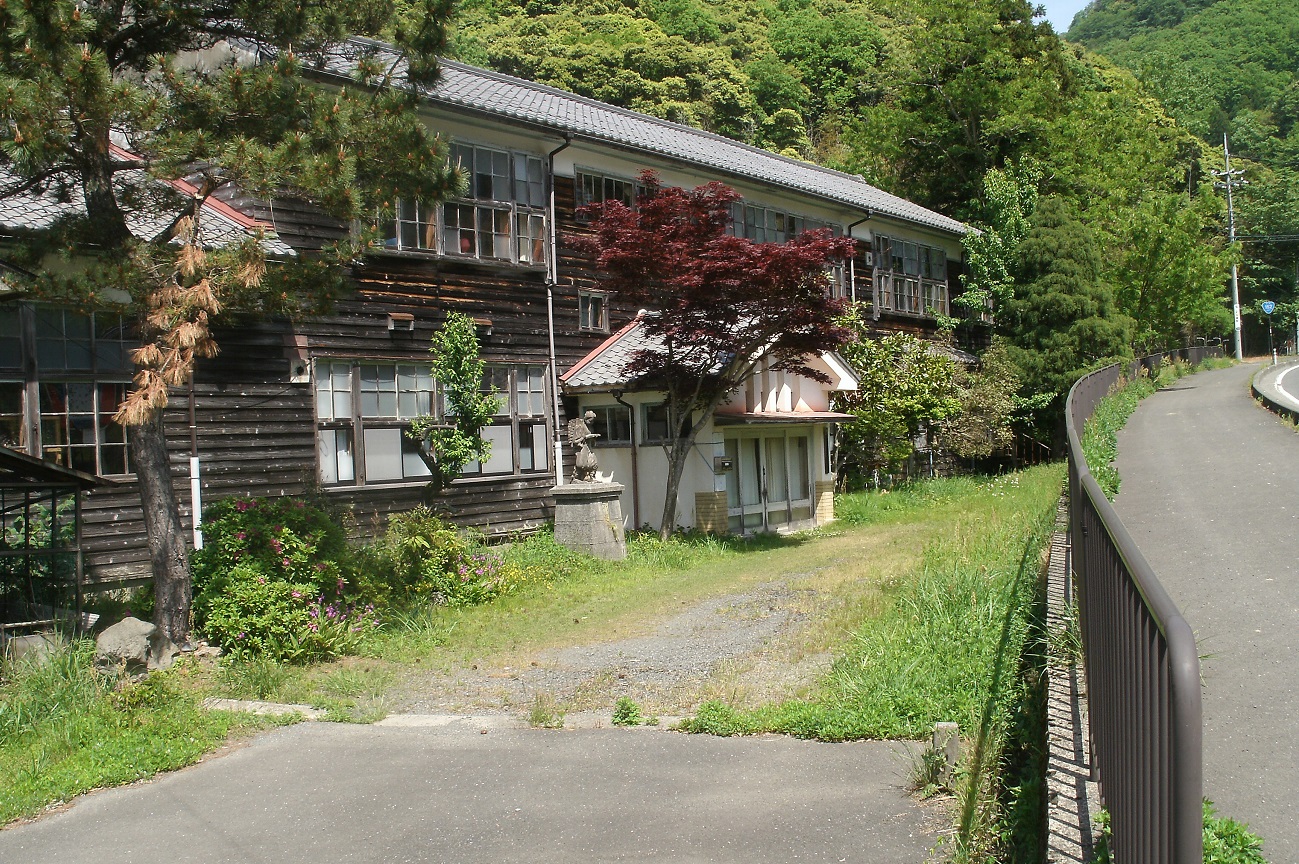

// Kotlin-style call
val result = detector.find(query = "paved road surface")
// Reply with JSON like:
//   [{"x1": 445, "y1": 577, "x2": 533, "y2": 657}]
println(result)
[
  {"x1": 0, "y1": 721, "x2": 939, "y2": 864},
  {"x1": 1113, "y1": 362, "x2": 1299, "y2": 861},
  {"x1": 1252, "y1": 360, "x2": 1299, "y2": 413}
]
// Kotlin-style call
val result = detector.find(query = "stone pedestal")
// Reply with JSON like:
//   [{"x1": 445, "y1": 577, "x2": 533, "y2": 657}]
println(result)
[{"x1": 552, "y1": 482, "x2": 627, "y2": 560}]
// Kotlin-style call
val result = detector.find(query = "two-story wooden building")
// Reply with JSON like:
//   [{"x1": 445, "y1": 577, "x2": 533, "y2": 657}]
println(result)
[{"x1": 0, "y1": 39, "x2": 969, "y2": 588}]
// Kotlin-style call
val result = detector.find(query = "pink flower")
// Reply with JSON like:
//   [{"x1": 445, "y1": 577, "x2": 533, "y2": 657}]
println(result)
[
  {"x1": 291, "y1": 591, "x2": 301, "y2": 599},
  {"x1": 235, "y1": 531, "x2": 247, "y2": 541},
  {"x1": 235, "y1": 500, "x2": 251, "y2": 512}
]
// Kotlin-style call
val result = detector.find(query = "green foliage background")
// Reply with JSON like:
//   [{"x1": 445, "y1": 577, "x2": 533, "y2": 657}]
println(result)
[{"x1": 1069, "y1": 0, "x2": 1299, "y2": 348}]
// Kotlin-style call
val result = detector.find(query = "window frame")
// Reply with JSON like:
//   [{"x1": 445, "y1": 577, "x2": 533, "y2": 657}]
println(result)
[
  {"x1": 379, "y1": 141, "x2": 548, "y2": 268},
  {"x1": 313, "y1": 358, "x2": 439, "y2": 488},
  {"x1": 872, "y1": 234, "x2": 951, "y2": 318},
  {"x1": 642, "y1": 401, "x2": 691, "y2": 445},
  {"x1": 1, "y1": 303, "x2": 135, "y2": 477},
  {"x1": 574, "y1": 168, "x2": 642, "y2": 215},
  {"x1": 578, "y1": 290, "x2": 609, "y2": 333},
  {"x1": 458, "y1": 363, "x2": 554, "y2": 480},
  {"x1": 586, "y1": 404, "x2": 633, "y2": 447}
]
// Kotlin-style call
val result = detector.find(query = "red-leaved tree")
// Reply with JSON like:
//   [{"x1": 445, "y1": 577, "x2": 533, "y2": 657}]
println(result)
[{"x1": 573, "y1": 172, "x2": 856, "y2": 538}]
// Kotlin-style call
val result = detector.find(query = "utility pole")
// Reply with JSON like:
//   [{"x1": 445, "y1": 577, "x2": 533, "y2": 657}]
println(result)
[{"x1": 1213, "y1": 135, "x2": 1247, "y2": 360}]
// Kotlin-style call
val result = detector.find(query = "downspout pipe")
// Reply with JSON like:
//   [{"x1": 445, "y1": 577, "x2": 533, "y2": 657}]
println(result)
[
  {"x1": 611, "y1": 389, "x2": 640, "y2": 528},
  {"x1": 546, "y1": 133, "x2": 573, "y2": 484},
  {"x1": 845, "y1": 211, "x2": 872, "y2": 305}
]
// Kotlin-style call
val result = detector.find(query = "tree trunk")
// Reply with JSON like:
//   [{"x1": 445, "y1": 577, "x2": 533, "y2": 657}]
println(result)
[
  {"x1": 658, "y1": 437, "x2": 691, "y2": 541},
  {"x1": 130, "y1": 411, "x2": 191, "y2": 643}
]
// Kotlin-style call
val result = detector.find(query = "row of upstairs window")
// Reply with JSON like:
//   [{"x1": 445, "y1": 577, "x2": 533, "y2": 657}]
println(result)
[
  {"x1": 314, "y1": 359, "x2": 552, "y2": 488},
  {"x1": 382, "y1": 143, "x2": 547, "y2": 265},
  {"x1": 872, "y1": 235, "x2": 951, "y2": 318}
]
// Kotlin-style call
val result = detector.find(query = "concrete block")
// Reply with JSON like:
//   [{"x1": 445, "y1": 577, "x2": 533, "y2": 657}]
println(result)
[
  {"x1": 552, "y1": 482, "x2": 627, "y2": 560},
  {"x1": 933, "y1": 721, "x2": 960, "y2": 784}
]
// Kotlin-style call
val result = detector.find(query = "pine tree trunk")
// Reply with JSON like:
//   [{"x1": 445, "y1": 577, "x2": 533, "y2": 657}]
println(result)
[{"x1": 130, "y1": 411, "x2": 191, "y2": 643}]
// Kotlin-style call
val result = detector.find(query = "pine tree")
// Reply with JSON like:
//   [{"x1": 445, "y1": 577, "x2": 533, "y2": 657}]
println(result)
[
  {"x1": 0, "y1": 1, "x2": 459, "y2": 641},
  {"x1": 1001, "y1": 196, "x2": 1133, "y2": 437}
]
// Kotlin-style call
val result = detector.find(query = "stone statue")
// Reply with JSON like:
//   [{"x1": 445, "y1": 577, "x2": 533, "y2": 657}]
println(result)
[{"x1": 568, "y1": 410, "x2": 601, "y2": 482}]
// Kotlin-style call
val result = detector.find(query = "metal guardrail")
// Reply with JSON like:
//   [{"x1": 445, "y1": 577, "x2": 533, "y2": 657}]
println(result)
[{"x1": 1065, "y1": 349, "x2": 1217, "y2": 864}]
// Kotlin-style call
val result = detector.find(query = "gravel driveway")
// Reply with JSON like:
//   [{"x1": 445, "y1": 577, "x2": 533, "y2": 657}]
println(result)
[{"x1": 389, "y1": 576, "x2": 835, "y2": 722}]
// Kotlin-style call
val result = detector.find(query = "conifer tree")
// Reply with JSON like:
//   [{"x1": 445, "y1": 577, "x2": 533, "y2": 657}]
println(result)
[
  {"x1": 1000, "y1": 196, "x2": 1133, "y2": 437},
  {"x1": 0, "y1": 1, "x2": 459, "y2": 641}
]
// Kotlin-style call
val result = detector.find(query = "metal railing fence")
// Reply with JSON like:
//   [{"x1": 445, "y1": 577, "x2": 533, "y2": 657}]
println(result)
[{"x1": 1066, "y1": 350, "x2": 1216, "y2": 864}]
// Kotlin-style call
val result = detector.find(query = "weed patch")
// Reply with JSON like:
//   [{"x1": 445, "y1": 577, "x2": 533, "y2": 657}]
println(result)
[{"x1": 0, "y1": 641, "x2": 282, "y2": 824}]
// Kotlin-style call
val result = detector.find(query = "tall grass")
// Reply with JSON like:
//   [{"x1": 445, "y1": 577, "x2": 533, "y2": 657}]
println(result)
[{"x1": 0, "y1": 639, "x2": 277, "y2": 824}]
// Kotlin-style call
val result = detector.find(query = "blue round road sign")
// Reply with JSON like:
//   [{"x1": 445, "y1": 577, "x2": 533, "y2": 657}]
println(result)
[{"x1": 1262, "y1": 300, "x2": 1276, "y2": 315}]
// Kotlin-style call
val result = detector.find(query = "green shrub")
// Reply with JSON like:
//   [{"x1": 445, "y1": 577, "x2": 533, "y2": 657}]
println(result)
[
  {"x1": 355, "y1": 506, "x2": 470, "y2": 608},
  {"x1": 192, "y1": 497, "x2": 375, "y2": 663},
  {"x1": 611, "y1": 696, "x2": 642, "y2": 726},
  {"x1": 358, "y1": 507, "x2": 552, "y2": 609}
]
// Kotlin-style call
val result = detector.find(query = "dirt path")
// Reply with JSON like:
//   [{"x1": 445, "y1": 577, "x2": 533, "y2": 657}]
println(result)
[{"x1": 388, "y1": 573, "x2": 839, "y2": 721}]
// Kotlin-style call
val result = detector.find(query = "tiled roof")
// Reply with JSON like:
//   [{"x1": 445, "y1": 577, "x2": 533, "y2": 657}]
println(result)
[
  {"x1": 0, "y1": 162, "x2": 296, "y2": 258},
  {"x1": 316, "y1": 40, "x2": 969, "y2": 237},
  {"x1": 561, "y1": 316, "x2": 652, "y2": 389}
]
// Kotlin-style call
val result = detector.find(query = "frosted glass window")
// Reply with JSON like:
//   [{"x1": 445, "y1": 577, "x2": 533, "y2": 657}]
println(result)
[
  {"x1": 791, "y1": 436, "x2": 810, "y2": 501},
  {"x1": 364, "y1": 427, "x2": 404, "y2": 482}
]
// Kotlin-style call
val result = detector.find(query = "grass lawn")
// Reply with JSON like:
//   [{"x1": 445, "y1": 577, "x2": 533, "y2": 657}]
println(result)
[{"x1": 0, "y1": 642, "x2": 289, "y2": 825}]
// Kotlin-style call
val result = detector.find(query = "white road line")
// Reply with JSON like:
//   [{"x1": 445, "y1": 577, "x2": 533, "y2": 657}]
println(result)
[{"x1": 1275, "y1": 364, "x2": 1299, "y2": 404}]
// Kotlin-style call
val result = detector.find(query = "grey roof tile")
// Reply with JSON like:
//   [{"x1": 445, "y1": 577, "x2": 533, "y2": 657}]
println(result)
[
  {"x1": 319, "y1": 40, "x2": 968, "y2": 236},
  {"x1": 561, "y1": 318, "x2": 655, "y2": 389},
  {"x1": 0, "y1": 167, "x2": 295, "y2": 257}
]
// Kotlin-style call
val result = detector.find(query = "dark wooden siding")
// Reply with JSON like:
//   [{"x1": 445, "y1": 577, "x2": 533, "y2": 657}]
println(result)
[{"x1": 81, "y1": 183, "x2": 608, "y2": 586}]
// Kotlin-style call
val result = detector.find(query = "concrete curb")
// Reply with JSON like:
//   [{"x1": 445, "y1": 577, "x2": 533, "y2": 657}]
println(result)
[
  {"x1": 1045, "y1": 498, "x2": 1101, "y2": 863},
  {"x1": 202, "y1": 698, "x2": 326, "y2": 719},
  {"x1": 1250, "y1": 360, "x2": 1299, "y2": 423}
]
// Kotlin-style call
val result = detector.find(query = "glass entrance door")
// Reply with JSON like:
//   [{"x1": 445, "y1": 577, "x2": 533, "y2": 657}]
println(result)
[{"x1": 725, "y1": 431, "x2": 813, "y2": 533}]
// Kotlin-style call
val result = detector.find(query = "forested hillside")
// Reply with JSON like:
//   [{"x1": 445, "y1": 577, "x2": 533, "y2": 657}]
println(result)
[
  {"x1": 1069, "y1": 0, "x2": 1299, "y2": 340},
  {"x1": 446, "y1": 0, "x2": 1233, "y2": 432}
]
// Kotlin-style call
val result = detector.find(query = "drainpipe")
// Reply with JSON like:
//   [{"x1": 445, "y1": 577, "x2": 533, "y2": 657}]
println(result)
[
  {"x1": 611, "y1": 389, "x2": 640, "y2": 527},
  {"x1": 187, "y1": 374, "x2": 203, "y2": 550},
  {"x1": 546, "y1": 133, "x2": 573, "y2": 484},
  {"x1": 845, "y1": 212, "x2": 872, "y2": 304}
]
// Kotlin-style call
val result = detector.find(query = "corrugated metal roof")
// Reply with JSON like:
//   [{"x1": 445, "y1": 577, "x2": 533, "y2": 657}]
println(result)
[{"x1": 316, "y1": 40, "x2": 968, "y2": 236}]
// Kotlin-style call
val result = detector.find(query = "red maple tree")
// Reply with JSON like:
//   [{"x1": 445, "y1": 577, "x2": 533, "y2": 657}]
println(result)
[{"x1": 572, "y1": 171, "x2": 856, "y2": 538}]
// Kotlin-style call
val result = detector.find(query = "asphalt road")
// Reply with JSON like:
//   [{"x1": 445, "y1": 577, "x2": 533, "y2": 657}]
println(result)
[
  {"x1": 1112, "y1": 361, "x2": 1299, "y2": 861},
  {"x1": 1252, "y1": 360, "x2": 1299, "y2": 413},
  {"x1": 0, "y1": 721, "x2": 939, "y2": 864}
]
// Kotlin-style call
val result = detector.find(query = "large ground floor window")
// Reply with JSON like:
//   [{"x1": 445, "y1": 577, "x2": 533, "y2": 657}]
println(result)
[
  {"x1": 724, "y1": 431, "x2": 812, "y2": 534},
  {"x1": 313, "y1": 358, "x2": 552, "y2": 487}
]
